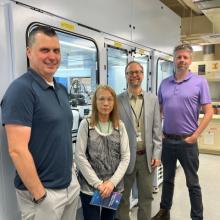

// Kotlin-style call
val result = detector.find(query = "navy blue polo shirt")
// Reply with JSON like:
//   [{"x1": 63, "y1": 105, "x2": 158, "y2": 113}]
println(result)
[{"x1": 1, "y1": 68, "x2": 73, "y2": 190}]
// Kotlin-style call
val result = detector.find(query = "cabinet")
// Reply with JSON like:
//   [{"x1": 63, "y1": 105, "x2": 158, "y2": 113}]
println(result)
[
  {"x1": 198, "y1": 115, "x2": 220, "y2": 155},
  {"x1": 191, "y1": 60, "x2": 220, "y2": 102},
  {"x1": 190, "y1": 61, "x2": 220, "y2": 154}
]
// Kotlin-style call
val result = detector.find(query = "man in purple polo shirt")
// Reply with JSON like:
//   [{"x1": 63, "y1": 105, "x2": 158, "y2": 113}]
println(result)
[{"x1": 152, "y1": 44, "x2": 213, "y2": 220}]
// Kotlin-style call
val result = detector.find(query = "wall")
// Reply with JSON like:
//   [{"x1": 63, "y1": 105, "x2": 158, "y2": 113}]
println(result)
[
  {"x1": 192, "y1": 45, "x2": 220, "y2": 61},
  {"x1": 215, "y1": 45, "x2": 220, "y2": 60}
]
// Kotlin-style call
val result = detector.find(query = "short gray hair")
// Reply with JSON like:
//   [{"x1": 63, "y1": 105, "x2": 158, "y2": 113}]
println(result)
[
  {"x1": 125, "y1": 61, "x2": 143, "y2": 74},
  {"x1": 173, "y1": 44, "x2": 193, "y2": 56}
]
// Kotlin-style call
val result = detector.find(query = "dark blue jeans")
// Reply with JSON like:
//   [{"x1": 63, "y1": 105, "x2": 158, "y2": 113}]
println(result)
[
  {"x1": 160, "y1": 138, "x2": 203, "y2": 220},
  {"x1": 80, "y1": 192, "x2": 116, "y2": 220}
]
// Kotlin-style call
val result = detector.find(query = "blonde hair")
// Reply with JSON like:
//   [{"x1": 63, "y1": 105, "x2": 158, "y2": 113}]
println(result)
[{"x1": 90, "y1": 85, "x2": 119, "y2": 129}]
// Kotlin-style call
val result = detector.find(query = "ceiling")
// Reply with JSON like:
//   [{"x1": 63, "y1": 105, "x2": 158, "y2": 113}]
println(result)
[{"x1": 160, "y1": 0, "x2": 220, "y2": 45}]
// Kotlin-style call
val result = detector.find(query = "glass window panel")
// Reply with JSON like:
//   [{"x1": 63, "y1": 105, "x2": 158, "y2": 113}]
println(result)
[
  {"x1": 134, "y1": 55, "x2": 149, "y2": 91},
  {"x1": 157, "y1": 59, "x2": 173, "y2": 93},
  {"x1": 107, "y1": 46, "x2": 128, "y2": 94},
  {"x1": 55, "y1": 32, "x2": 98, "y2": 118}
]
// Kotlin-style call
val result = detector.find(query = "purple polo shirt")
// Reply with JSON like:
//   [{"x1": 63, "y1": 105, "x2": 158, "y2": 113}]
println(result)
[{"x1": 158, "y1": 71, "x2": 211, "y2": 135}]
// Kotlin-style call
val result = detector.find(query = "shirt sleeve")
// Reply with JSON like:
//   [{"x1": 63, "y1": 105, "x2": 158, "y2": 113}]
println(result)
[
  {"x1": 199, "y1": 78, "x2": 212, "y2": 104},
  {"x1": 109, "y1": 121, "x2": 130, "y2": 187},
  {"x1": 75, "y1": 119, "x2": 103, "y2": 188},
  {"x1": 1, "y1": 80, "x2": 35, "y2": 127}
]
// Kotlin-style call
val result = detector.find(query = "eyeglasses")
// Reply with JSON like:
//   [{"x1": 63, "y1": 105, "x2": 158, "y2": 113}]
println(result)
[
  {"x1": 126, "y1": 70, "x2": 143, "y2": 75},
  {"x1": 97, "y1": 97, "x2": 114, "y2": 102}
]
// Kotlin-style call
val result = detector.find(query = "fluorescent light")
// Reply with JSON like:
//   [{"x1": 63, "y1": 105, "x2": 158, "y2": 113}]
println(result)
[
  {"x1": 192, "y1": 45, "x2": 203, "y2": 52},
  {"x1": 60, "y1": 40, "x2": 96, "y2": 52}
]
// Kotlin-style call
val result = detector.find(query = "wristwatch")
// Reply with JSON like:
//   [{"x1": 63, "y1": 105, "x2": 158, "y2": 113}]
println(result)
[{"x1": 33, "y1": 192, "x2": 47, "y2": 204}]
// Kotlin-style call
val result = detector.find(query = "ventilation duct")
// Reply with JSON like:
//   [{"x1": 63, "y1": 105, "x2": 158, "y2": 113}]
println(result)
[
  {"x1": 193, "y1": 0, "x2": 220, "y2": 33},
  {"x1": 193, "y1": 0, "x2": 220, "y2": 10}
]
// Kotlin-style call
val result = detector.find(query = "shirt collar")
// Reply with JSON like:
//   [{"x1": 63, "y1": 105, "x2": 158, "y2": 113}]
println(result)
[
  {"x1": 28, "y1": 68, "x2": 59, "y2": 90},
  {"x1": 170, "y1": 71, "x2": 193, "y2": 83},
  {"x1": 127, "y1": 89, "x2": 144, "y2": 99}
]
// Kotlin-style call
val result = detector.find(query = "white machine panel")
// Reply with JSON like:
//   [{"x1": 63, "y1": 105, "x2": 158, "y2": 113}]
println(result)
[
  {"x1": 0, "y1": 3, "x2": 20, "y2": 220},
  {"x1": 132, "y1": 0, "x2": 180, "y2": 53},
  {"x1": 7, "y1": 2, "x2": 103, "y2": 79},
  {"x1": 1, "y1": 3, "x2": 103, "y2": 219},
  {"x1": 11, "y1": 0, "x2": 132, "y2": 40},
  {"x1": 11, "y1": 0, "x2": 180, "y2": 53}
]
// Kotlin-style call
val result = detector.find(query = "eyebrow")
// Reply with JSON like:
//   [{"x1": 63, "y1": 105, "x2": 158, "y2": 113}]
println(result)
[{"x1": 39, "y1": 47, "x2": 60, "y2": 51}]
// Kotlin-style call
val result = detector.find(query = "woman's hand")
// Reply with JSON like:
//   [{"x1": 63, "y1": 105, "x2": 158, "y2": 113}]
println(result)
[
  {"x1": 98, "y1": 180, "x2": 114, "y2": 198},
  {"x1": 97, "y1": 183, "x2": 105, "y2": 192}
]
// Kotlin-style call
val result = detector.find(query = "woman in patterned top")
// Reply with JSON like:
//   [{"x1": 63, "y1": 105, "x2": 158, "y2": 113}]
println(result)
[{"x1": 75, "y1": 85, "x2": 130, "y2": 220}]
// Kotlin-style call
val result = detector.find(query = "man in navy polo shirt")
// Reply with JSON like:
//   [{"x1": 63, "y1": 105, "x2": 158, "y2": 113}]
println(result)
[
  {"x1": 152, "y1": 44, "x2": 213, "y2": 220},
  {"x1": 1, "y1": 26, "x2": 80, "y2": 220}
]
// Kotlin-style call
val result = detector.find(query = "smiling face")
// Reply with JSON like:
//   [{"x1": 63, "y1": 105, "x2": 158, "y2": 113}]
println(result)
[
  {"x1": 26, "y1": 32, "x2": 61, "y2": 81},
  {"x1": 174, "y1": 49, "x2": 192, "y2": 74},
  {"x1": 125, "y1": 62, "x2": 144, "y2": 89},
  {"x1": 96, "y1": 88, "x2": 114, "y2": 118}
]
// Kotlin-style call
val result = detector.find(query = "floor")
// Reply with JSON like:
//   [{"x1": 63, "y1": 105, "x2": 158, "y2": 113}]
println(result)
[
  {"x1": 76, "y1": 154, "x2": 220, "y2": 220},
  {"x1": 130, "y1": 153, "x2": 220, "y2": 220}
]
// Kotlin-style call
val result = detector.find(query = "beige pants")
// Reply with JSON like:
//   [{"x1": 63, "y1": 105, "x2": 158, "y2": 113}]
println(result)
[
  {"x1": 118, "y1": 154, "x2": 153, "y2": 220},
  {"x1": 16, "y1": 171, "x2": 80, "y2": 220}
]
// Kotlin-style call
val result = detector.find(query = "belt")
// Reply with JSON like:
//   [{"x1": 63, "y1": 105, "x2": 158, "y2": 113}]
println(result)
[
  {"x1": 136, "y1": 149, "x2": 146, "y2": 155},
  {"x1": 164, "y1": 132, "x2": 192, "y2": 140}
]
